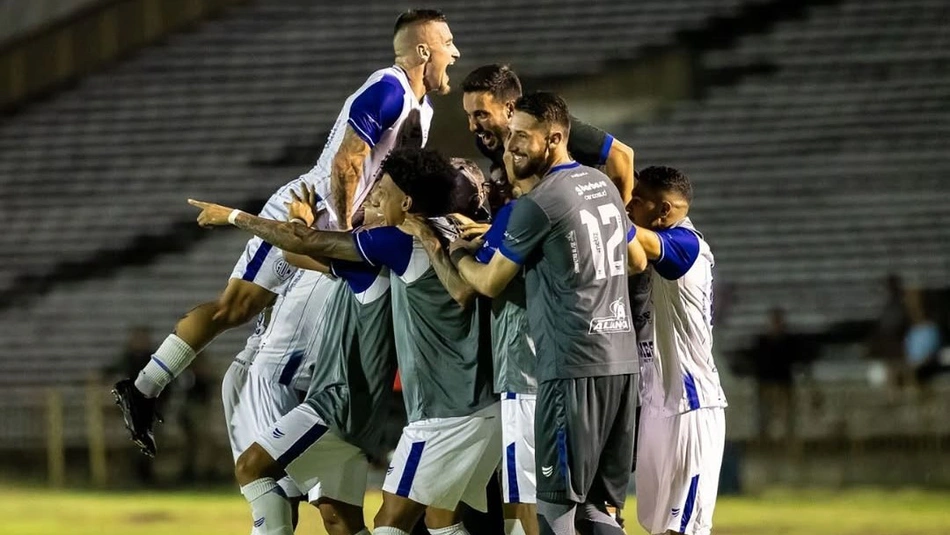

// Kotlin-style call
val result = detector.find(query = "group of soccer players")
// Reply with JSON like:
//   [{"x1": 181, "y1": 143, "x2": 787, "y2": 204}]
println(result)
[{"x1": 112, "y1": 9, "x2": 727, "y2": 535}]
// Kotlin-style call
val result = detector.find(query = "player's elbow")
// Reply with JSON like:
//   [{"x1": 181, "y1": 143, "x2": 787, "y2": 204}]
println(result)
[
  {"x1": 628, "y1": 254, "x2": 648, "y2": 274},
  {"x1": 451, "y1": 286, "x2": 477, "y2": 308}
]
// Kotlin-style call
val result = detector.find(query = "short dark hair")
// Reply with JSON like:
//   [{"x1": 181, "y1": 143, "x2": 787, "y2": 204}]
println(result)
[
  {"x1": 637, "y1": 166, "x2": 693, "y2": 203},
  {"x1": 513, "y1": 91, "x2": 571, "y2": 134},
  {"x1": 461, "y1": 64, "x2": 522, "y2": 102},
  {"x1": 394, "y1": 9, "x2": 447, "y2": 36},
  {"x1": 382, "y1": 147, "x2": 460, "y2": 217}
]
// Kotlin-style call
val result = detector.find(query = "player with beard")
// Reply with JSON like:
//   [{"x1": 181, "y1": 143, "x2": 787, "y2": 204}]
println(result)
[
  {"x1": 450, "y1": 92, "x2": 646, "y2": 535},
  {"x1": 461, "y1": 64, "x2": 635, "y2": 205}
]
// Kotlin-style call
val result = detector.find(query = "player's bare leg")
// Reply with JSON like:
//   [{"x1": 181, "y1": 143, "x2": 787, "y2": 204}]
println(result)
[
  {"x1": 235, "y1": 443, "x2": 303, "y2": 535},
  {"x1": 503, "y1": 503, "x2": 538, "y2": 535},
  {"x1": 373, "y1": 491, "x2": 427, "y2": 535},
  {"x1": 113, "y1": 278, "x2": 274, "y2": 456},
  {"x1": 317, "y1": 498, "x2": 368, "y2": 535},
  {"x1": 425, "y1": 507, "x2": 471, "y2": 534}
]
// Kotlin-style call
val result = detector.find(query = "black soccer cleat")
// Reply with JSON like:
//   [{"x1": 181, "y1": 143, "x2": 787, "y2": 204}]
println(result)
[{"x1": 111, "y1": 378, "x2": 162, "y2": 457}]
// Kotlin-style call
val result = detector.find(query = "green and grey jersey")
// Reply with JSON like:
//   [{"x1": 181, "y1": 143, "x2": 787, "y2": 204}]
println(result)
[
  {"x1": 303, "y1": 260, "x2": 396, "y2": 456},
  {"x1": 499, "y1": 162, "x2": 638, "y2": 382},
  {"x1": 354, "y1": 226, "x2": 495, "y2": 422},
  {"x1": 475, "y1": 200, "x2": 537, "y2": 395}
]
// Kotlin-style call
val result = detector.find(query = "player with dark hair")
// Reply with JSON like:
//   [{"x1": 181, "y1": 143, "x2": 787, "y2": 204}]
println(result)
[
  {"x1": 461, "y1": 64, "x2": 635, "y2": 204},
  {"x1": 449, "y1": 92, "x2": 645, "y2": 535},
  {"x1": 113, "y1": 10, "x2": 460, "y2": 469},
  {"x1": 626, "y1": 166, "x2": 726, "y2": 535},
  {"x1": 190, "y1": 147, "x2": 498, "y2": 535}
]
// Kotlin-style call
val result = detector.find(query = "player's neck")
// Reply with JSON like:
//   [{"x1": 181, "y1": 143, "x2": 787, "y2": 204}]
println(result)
[
  {"x1": 394, "y1": 61, "x2": 427, "y2": 102},
  {"x1": 542, "y1": 151, "x2": 573, "y2": 177}
]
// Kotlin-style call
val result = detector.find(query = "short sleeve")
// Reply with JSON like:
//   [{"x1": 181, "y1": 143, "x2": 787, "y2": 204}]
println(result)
[
  {"x1": 330, "y1": 260, "x2": 381, "y2": 294},
  {"x1": 499, "y1": 197, "x2": 550, "y2": 266},
  {"x1": 652, "y1": 227, "x2": 701, "y2": 280},
  {"x1": 347, "y1": 76, "x2": 406, "y2": 147},
  {"x1": 567, "y1": 115, "x2": 614, "y2": 167},
  {"x1": 475, "y1": 201, "x2": 516, "y2": 264},
  {"x1": 353, "y1": 226, "x2": 414, "y2": 275}
]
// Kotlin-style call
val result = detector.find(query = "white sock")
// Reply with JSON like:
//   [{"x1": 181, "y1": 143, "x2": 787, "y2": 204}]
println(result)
[
  {"x1": 428, "y1": 523, "x2": 470, "y2": 535},
  {"x1": 240, "y1": 477, "x2": 293, "y2": 535},
  {"x1": 374, "y1": 527, "x2": 411, "y2": 535},
  {"x1": 134, "y1": 334, "x2": 197, "y2": 398},
  {"x1": 504, "y1": 519, "x2": 527, "y2": 535}
]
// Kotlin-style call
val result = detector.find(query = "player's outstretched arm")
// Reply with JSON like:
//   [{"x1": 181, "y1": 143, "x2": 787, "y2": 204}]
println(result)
[
  {"x1": 187, "y1": 200, "x2": 363, "y2": 262},
  {"x1": 330, "y1": 126, "x2": 372, "y2": 230},
  {"x1": 605, "y1": 139, "x2": 635, "y2": 205},
  {"x1": 399, "y1": 214, "x2": 476, "y2": 307}
]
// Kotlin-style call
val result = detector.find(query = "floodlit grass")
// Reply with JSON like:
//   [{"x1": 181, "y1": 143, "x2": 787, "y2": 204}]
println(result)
[{"x1": 3, "y1": 485, "x2": 949, "y2": 534}]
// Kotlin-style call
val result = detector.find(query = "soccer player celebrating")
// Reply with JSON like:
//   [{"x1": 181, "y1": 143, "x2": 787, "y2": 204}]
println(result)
[
  {"x1": 189, "y1": 147, "x2": 499, "y2": 535},
  {"x1": 113, "y1": 9, "x2": 460, "y2": 458},
  {"x1": 460, "y1": 64, "x2": 635, "y2": 204},
  {"x1": 449, "y1": 92, "x2": 646, "y2": 535},
  {"x1": 626, "y1": 167, "x2": 727, "y2": 535}
]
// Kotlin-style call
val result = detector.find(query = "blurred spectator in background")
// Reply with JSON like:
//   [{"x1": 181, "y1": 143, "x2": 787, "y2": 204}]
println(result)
[
  {"x1": 750, "y1": 308, "x2": 798, "y2": 443},
  {"x1": 903, "y1": 289, "x2": 943, "y2": 393},
  {"x1": 866, "y1": 274, "x2": 910, "y2": 390},
  {"x1": 175, "y1": 355, "x2": 216, "y2": 483}
]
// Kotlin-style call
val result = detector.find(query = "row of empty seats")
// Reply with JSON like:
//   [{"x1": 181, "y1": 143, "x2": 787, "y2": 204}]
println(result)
[{"x1": 620, "y1": 0, "x2": 950, "y2": 348}]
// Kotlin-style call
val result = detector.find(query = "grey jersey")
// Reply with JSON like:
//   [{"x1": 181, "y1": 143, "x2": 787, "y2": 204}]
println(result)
[
  {"x1": 354, "y1": 226, "x2": 495, "y2": 422},
  {"x1": 304, "y1": 262, "x2": 396, "y2": 456},
  {"x1": 500, "y1": 162, "x2": 638, "y2": 382}
]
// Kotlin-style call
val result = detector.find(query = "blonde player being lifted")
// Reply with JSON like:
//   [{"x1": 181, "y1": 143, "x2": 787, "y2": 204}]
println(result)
[
  {"x1": 112, "y1": 9, "x2": 460, "y2": 459},
  {"x1": 626, "y1": 166, "x2": 727, "y2": 535}
]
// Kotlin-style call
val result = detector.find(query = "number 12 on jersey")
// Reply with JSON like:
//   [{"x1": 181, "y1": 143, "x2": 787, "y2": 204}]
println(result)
[{"x1": 579, "y1": 203, "x2": 626, "y2": 280}]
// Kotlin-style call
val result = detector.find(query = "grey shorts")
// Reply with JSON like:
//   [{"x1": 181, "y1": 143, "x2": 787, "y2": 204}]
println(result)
[{"x1": 535, "y1": 374, "x2": 637, "y2": 506}]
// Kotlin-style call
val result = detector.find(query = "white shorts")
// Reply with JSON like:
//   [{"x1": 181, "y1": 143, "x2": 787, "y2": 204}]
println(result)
[
  {"x1": 230, "y1": 178, "x2": 327, "y2": 294},
  {"x1": 501, "y1": 393, "x2": 536, "y2": 504},
  {"x1": 636, "y1": 407, "x2": 725, "y2": 535},
  {"x1": 384, "y1": 402, "x2": 502, "y2": 512},
  {"x1": 221, "y1": 355, "x2": 308, "y2": 498},
  {"x1": 258, "y1": 403, "x2": 368, "y2": 507}
]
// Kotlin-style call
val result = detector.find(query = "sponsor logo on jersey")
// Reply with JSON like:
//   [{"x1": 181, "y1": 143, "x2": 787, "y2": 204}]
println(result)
[
  {"x1": 387, "y1": 466, "x2": 394, "y2": 475},
  {"x1": 574, "y1": 180, "x2": 607, "y2": 196},
  {"x1": 589, "y1": 298, "x2": 632, "y2": 334},
  {"x1": 254, "y1": 517, "x2": 265, "y2": 528},
  {"x1": 567, "y1": 230, "x2": 580, "y2": 273},
  {"x1": 671, "y1": 508, "x2": 681, "y2": 517},
  {"x1": 541, "y1": 465, "x2": 554, "y2": 477},
  {"x1": 272, "y1": 428, "x2": 285, "y2": 439},
  {"x1": 273, "y1": 259, "x2": 295, "y2": 281}
]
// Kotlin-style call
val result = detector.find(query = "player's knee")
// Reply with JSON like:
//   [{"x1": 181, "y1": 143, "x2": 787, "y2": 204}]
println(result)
[
  {"x1": 234, "y1": 444, "x2": 276, "y2": 485},
  {"x1": 216, "y1": 285, "x2": 271, "y2": 327}
]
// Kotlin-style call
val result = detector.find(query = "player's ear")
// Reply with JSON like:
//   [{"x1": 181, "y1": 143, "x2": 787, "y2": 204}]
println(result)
[
  {"x1": 417, "y1": 43, "x2": 431, "y2": 62},
  {"x1": 548, "y1": 131, "x2": 563, "y2": 150},
  {"x1": 401, "y1": 195, "x2": 413, "y2": 213},
  {"x1": 659, "y1": 200, "x2": 673, "y2": 218},
  {"x1": 504, "y1": 100, "x2": 515, "y2": 118}
]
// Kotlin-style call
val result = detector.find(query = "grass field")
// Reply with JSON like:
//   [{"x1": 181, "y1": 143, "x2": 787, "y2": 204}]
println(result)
[{"x1": 4, "y1": 486, "x2": 950, "y2": 535}]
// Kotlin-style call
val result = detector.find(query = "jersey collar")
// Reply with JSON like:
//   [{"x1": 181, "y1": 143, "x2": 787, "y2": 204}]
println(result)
[{"x1": 546, "y1": 161, "x2": 580, "y2": 175}]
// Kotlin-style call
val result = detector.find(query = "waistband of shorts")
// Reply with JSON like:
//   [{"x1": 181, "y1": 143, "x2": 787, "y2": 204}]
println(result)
[{"x1": 501, "y1": 392, "x2": 537, "y2": 401}]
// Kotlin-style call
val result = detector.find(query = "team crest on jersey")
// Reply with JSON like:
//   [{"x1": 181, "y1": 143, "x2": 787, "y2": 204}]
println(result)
[
  {"x1": 589, "y1": 298, "x2": 631, "y2": 334},
  {"x1": 273, "y1": 259, "x2": 295, "y2": 281}
]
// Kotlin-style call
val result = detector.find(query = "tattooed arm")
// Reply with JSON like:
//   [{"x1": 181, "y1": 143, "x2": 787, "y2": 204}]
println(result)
[
  {"x1": 188, "y1": 200, "x2": 362, "y2": 262},
  {"x1": 330, "y1": 126, "x2": 371, "y2": 230}
]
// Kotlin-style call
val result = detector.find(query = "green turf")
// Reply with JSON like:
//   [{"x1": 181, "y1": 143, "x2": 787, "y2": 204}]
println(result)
[{"x1": 3, "y1": 486, "x2": 949, "y2": 534}]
